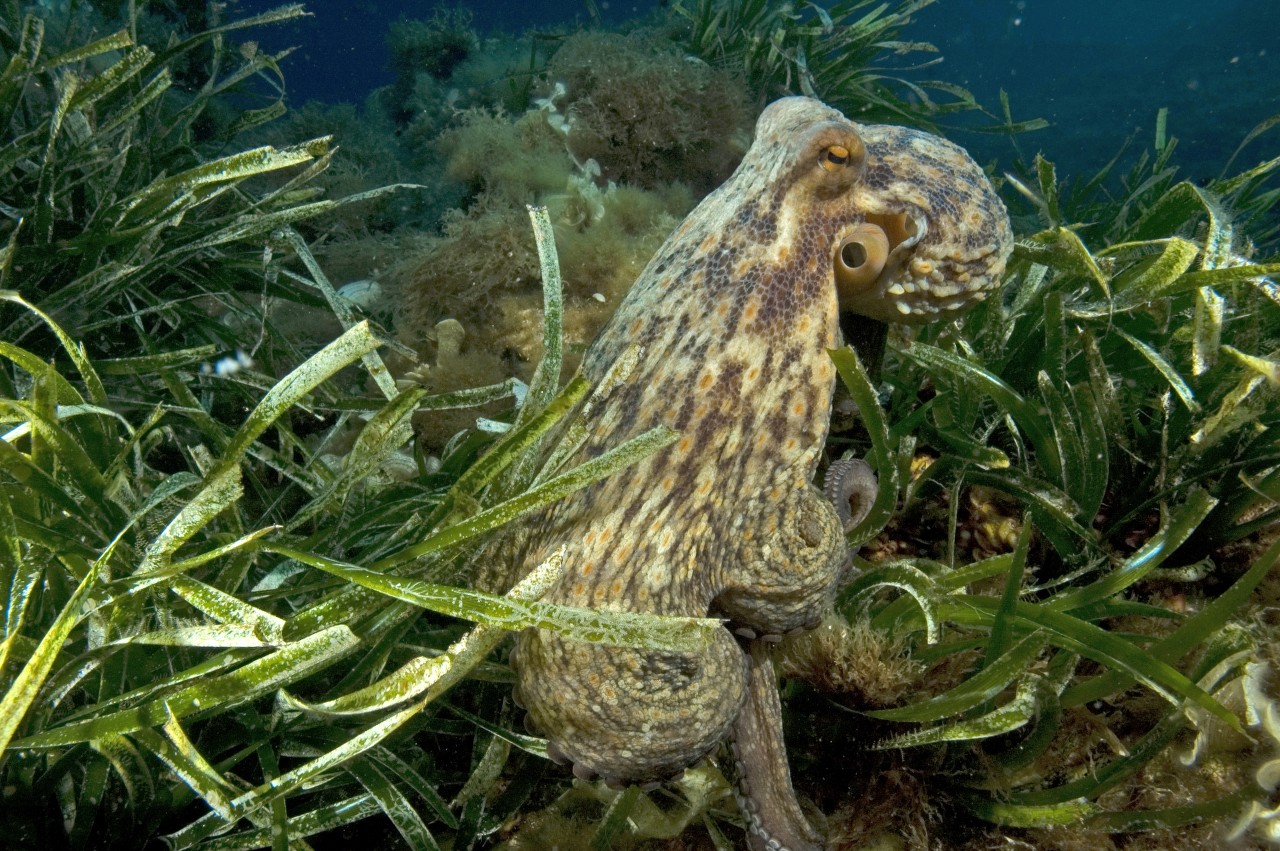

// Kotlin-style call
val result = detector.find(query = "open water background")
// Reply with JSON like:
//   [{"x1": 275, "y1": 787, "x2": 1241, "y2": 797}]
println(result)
[{"x1": 238, "y1": 0, "x2": 1279, "y2": 184}]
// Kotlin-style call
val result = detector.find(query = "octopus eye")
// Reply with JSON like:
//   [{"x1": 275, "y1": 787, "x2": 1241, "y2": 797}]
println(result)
[
  {"x1": 820, "y1": 145, "x2": 851, "y2": 171},
  {"x1": 818, "y1": 132, "x2": 864, "y2": 174},
  {"x1": 834, "y1": 223, "x2": 890, "y2": 302}
]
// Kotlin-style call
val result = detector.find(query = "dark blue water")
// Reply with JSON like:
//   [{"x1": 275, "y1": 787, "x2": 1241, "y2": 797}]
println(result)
[
  {"x1": 239, "y1": 0, "x2": 1278, "y2": 181},
  {"x1": 238, "y1": 0, "x2": 662, "y2": 108}
]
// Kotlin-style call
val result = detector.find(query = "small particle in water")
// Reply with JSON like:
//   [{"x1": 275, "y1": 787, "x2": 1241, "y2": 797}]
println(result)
[
  {"x1": 201, "y1": 350, "x2": 253, "y2": 376},
  {"x1": 593, "y1": 292, "x2": 607, "y2": 303}
]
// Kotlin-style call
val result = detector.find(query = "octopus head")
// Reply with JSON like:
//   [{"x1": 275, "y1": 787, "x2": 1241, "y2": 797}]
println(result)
[{"x1": 833, "y1": 123, "x2": 1013, "y2": 324}]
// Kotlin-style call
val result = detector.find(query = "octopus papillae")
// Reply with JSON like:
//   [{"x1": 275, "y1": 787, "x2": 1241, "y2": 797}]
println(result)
[{"x1": 481, "y1": 96, "x2": 1012, "y2": 850}]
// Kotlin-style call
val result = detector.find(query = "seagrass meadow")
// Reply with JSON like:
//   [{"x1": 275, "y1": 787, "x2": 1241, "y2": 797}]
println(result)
[{"x1": 2, "y1": 1, "x2": 1280, "y2": 849}]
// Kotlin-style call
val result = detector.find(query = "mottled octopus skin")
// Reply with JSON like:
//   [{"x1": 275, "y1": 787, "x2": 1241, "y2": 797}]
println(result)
[{"x1": 482, "y1": 96, "x2": 1011, "y2": 846}]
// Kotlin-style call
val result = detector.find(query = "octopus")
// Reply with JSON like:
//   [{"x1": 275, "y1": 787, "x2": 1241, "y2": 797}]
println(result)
[{"x1": 480, "y1": 96, "x2": 1012, "y2": 850}]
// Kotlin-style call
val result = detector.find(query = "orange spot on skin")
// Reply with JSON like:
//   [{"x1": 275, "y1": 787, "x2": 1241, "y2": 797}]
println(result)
[
  {"x1": 744, "y1": 301, "x2": 759, "y2": 321},
  {"x1": 735, "y1": 259, "x2": 752, "y2": 277},
  {"x1": 614, "y1": 546, "x2": 631, "y2": 563},
  {"x1": 793, "y1": 401, "x2": 806, "y2": 416},
  {"x1": 700, "y1": 233, "x2": 717, "y2": 252},
  {"x1": 785, "y1": 437, "x2": 798, "y2": 451},
  {"x1": 598, "y1": 527, "x2": 613, "y2": 543},
  {"x1": 629, "y1": 318, "x2": 645, "y2": 335},
  {"x1": 663, "y1": 476, "x2": 675, "y2": 490},
  {"x1": 777, "y1": 245, "x2": 791, "y2": 262},
  {"x1": 584, "y1": 530, "x2": 596, "y2": 546},
  {"x1": 611, "y1": 580, "x2": 624, "y2": 595},
  {"x1": 747, "y1": 366, "x2": 760, "y2": 381},
  {"x1": 697, "y1": 480, "x2": 712, "y2": 495},
  {"x1": 573, "y1": 582, "x2": 585, "y2": 595},
  {"x1": 770, "y1": 488, "x2": 782, "y2": 501},
  {"x1": 698, "y1": 372, "x2": 715, "y2": 391},
  {"x1": 581, "y1": 562, "x2": 594, "y2": 575},
  {"x1": 678, "y1": 436, "x2": 693, "y2": 453},
  {"x1": 716, "y1": 301, "x2": 730, "y2": 317},
  {"x1": 756, "y1": 433, "x2": 769, "y2": 447},
  {"x1": 743, "y1": 529, "x2": 754, "y2": 541},
  {"x1": 798, "y1": 317, "x2": 810, "y2": 332}
]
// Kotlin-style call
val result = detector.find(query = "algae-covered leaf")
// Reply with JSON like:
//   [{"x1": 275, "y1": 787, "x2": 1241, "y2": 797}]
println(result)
[
  {"x1": 279, "y1": 545, "x2": 721, "y2": 654},
  {"x1": 282, "y1": 552, "x2": 564, "y2": 717},
  {"x1": 1048, "y1": 488, "x2": 1216, "y2": 613},
  {"x1": 1222, "y1": 345, "x2": 1280, "y2": 385},
  {"x1": 69, "y1": 44, "x2": 153, "y2": 111},
  {"x1": 37, "y1": 27, "x2": 133, "y2": 71},
  {"x1": 14, "y1": 625, "x2": 359, "y2": 748},
  {"x1": 184, "y1": 797, "x2": 382, "y2": 851},
  {"x1": 1037, "y1": 370, "x2": 1088, "y2": 511},
  {"x1": 165, "y1": 697, "x2": 434, "y2": 849},
  {"x1": 1113, "y1": 327, "x2": 1198, "y2": 412},
  {"x1": 902, "y1": 341, "x2": 1059, "y2": 478},
  {"x1": 520, "y1": 205, "x2": 565, "y2": 421},
  {"x1": 1036, "y1": 155, "x2": 1061, "y2": 227},
  {"x1": 111, "y1": 625, "x2": 273, "y2": 648},
  {"x1": 136, "y1": 322, "x2": 381, "y2": 576},
  {"x1": 347, "y1": 757, "x2": 440, "y2": 851},
  {"x1": 1017, "y1": 227, "x2": 1110, "y2": 297},
  {"x1": 286, "y1": 386, "x2": 426, "y2": 531},
  {"x1": 957, "y1": 793, "x2": 1098, "y2": 827},
  {"x1": 1064, "y1": 534, "x2": 1280, "y2": 709},
  {"x1": 593, "y1": 785, "x2": 643, "y2": 851},
  {"x1": 0, "y1": 539, "x2": 107, "y2": 754},
  {"x1": 0, "y1": 291, "x2": 107, "y2": 404},
  {"x1": 866, "y1": 632, "x2": 1047, "y2": 723},
  {"x1": 945, "y1": 595, "x2": 1244, "y2": 735},
  {"x1": 985, "y1": 519, "x2": 1033, "y2": 664},
  {"x1": 98, "y1": 67, "x2": 171, "y2": 136},
  {"x1": 134, "y1": 718, "x2": 236, "y2": 820},
  {"x1": 1088, "y1": 786, "x2": 1262, "y2": 833},
  {"x1": 1192, "y1": 286, "x2": 1225, "y2": 376},
  {"x1": 875, "y1": 675, "x2": 1042, "y2": 747},
  {"x1": 168, "y1": 575, "x2": 285, "y2": 643},
  {"x1": 1109, "y1": 237, "x2": 1199, "y2": 306},
  {"x1": 1191, "y1": 374, "x2": 1269, "y2": 448},
  {"x1": 371, "y1": 748, "x2": 458, "y2": 829},
  {"x1": 377, "y1": 422, "x2": 676, "y2": 570},
  {"x1": 119, "y1": 138, "x2": 330, "y2": 227},
  {"x1": 845, "y1": 562, "x2": 941, "y2": 644},
  {"x1": 286, "y1": 656, "x2": 452, "y2": 717},
  {"x1": 829, "y1": 346, "x2": 898, "y2": 545}
]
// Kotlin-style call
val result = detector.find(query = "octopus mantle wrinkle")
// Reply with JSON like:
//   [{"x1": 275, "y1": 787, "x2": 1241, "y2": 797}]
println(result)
[{"x1": 476, "y1": 96, "x2": 1012, "y2": 847}]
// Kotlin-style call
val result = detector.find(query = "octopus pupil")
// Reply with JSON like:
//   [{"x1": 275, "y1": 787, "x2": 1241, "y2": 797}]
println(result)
[
  {"x1": 826, "y1": 149, "x2": 848, "y2": 165},
  {"x1": 842, "y1": 241, "x2": 868, "y2": 268}
]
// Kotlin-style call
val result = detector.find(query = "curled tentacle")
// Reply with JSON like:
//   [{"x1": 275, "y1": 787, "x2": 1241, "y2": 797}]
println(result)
[{"x1": 823, "y1": 455, "x2": 878, "y2": 533}]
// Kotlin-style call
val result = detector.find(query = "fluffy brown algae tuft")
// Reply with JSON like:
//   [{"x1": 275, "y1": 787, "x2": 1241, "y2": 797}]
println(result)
[{"x1": 479, "y1": 97, "x2": 1011, "y2": 850}]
